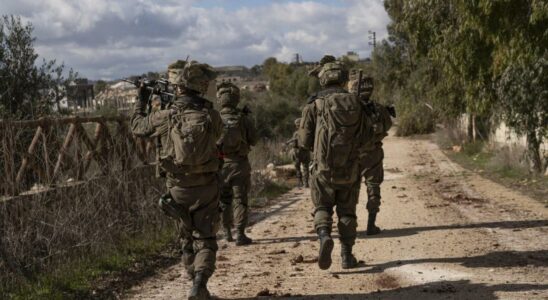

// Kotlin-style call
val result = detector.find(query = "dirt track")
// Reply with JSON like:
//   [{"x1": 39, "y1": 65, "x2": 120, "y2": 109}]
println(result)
[{"x1": 125, "y1": 132, "x2": 548, "y2": 299}]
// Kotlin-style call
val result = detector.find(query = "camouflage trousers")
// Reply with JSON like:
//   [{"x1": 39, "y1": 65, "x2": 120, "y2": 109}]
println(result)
[
  {"x1": 169, "y1": 176, "x2": 220, "y2": 278},
  {"x1": 310, "y1": 174, "x2": 361, "y2": 247},
  {"x1": 219, "y1": 159, "x2": 251, "y2": 232},
  {"x1": 294, "y1": 159, "x2": 310, "y2": 184},
  {"x1": 292, "y1": 148, "x2": 310, "y2": 185},
  {"x1": 360, "y1": 147, "x2": 384, "y2": 214}
]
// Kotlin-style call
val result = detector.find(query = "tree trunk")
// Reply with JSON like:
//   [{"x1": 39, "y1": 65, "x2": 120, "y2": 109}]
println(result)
[
  {"x1": 526, "y1": 131, "x2": 542, "y2": 174},
  {"x1": 472, "y1": 114, "x2": 477, "y2": 142},
  {"x1": 467, "y1": 114, "x2": 474, "y2": 143}
]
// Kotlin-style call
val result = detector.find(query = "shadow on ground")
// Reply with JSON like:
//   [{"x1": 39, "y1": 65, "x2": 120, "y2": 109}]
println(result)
[
  {"x1": 253, "y1": 219, "x2": 548, "y2": 244},
  {"x1": 329, "y1": 249, "x2": 548, "y2": 276},
  {"x1": 226, "y1": 280, "x2": 548, "y2": 300},
  {"x1": 358, "y1": 219, "x2": 548, "y2": 239}
]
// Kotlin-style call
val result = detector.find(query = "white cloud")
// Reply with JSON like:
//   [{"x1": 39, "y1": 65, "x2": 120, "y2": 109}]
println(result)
[{"x1": 0, "y1": 0, "x2": 390, "y2": 79}]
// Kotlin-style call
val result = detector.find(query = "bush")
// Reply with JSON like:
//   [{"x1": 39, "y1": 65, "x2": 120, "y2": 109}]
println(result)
[
  {"x1": 241, "y1": 91, "x2": 303, "y2": 139},
  {"x1": 395, "y1": 93, "x2": 436, "y2": 136}
]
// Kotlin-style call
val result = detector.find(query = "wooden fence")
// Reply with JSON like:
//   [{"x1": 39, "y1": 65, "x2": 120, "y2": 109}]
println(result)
[{"x1": 0, "y1": 116, "x2": 154, "y2": 197}]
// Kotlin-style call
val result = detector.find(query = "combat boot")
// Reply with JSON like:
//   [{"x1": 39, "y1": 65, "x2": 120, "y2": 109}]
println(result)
[
  {"x1": 367, "y1": 212, "x2": 381, "y2": 235},
  {"x1": 341, "y1": 244, "x2": 358, "y2": 269},
  {"x1": 317, "y1": 227, "x2": 334, "y2": 270},
  {"x1": 297, "y1": 177, "x2": 303, "y2": 188},
  {"x1": 188, "y1": 271, "x2": 211, "y2": 300},
  {"x1": 223, "y1": 226, "x2": 233, "y2": 242},
  {"x1": 235, "y1": 229, "x2": 252, "y2": 246}
]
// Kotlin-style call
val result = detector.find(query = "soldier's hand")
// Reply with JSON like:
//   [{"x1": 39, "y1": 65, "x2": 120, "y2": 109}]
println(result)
[{"x1": 138, "y1": 83, "x2": 152, "y2": 104}]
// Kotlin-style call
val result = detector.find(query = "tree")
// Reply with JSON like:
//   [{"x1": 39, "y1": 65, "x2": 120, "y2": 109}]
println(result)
[
  {"x1": 377, "y1": 0, "x2": 547, "y2": 172},
  {"x1": 498, "y1": 59, "x2": 547, "y2": 174},
  {"x1": 0, "y1": 15, "x2": 71, "y2": 119},
  {"x1": 94, "y1": 80, "x2": 108, "y2": 95}
]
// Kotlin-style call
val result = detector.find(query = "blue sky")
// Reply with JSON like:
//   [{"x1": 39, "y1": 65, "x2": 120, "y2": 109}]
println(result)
[{"x1": 0, "y1": 0, "x2": 390, "y2": 79}]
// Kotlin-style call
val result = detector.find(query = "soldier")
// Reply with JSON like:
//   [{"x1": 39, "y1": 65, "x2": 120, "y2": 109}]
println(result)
[
  {"x1": 349, "y1": 75, "x2": 395, "y2": 236},
  {"x1": 286, "y1": 118, "x2": 310, "y2": 188},
  {"x1": 131, "y1": 60, "x2": 221, "y2": 300},
  {"x1": 299, "y1": 61, "x2": 372, "y2": 270},
  {"x1": 216, "y1": 82, "x2": 258, "y2": 246}
]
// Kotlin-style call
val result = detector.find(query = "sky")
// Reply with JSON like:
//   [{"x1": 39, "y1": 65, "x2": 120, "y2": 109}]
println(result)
[{"x1": 0, "y1": 0, "x2": 391, "y2": 80}]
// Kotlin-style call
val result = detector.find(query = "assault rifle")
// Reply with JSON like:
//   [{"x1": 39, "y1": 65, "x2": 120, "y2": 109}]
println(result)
[
  {"x1": 122, "y1": 77, "x2": 175, "y2": 113},
  {"x1": 123, "y1": 77, "x2": 174, "y2": 178}
]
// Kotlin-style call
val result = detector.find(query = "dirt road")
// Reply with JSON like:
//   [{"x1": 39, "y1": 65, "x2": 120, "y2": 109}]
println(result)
[{"x1": 125, "y1": 132, "x2": 548, "y2": 299}]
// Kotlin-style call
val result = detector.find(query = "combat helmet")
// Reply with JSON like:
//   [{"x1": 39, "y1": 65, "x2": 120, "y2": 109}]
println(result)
[
  {"x1": 167, "y1": 60, "x2": 186, "y2": 84},
  {"x1": 318, "y1": 61, "x2": 348, "y2": 87},
  {"x1": 175, "y1": 61, "x2": 217, "y2": 94},
  {"x1": 216, "y1": 81, "x2": 240, "y2": 107}
]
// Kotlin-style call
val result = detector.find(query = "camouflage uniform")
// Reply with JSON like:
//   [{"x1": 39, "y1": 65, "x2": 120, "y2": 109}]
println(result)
[
  {"x1": 131, "y1": 61, "x2": 221, "y2": 299},
  {"x1": 299, "y1": 61, "x2": 372, "y2": 270},
  {"x1": 349, "y1": 75, "x2": 394, "y2": 235},
  {"x1": 216, "y1": 82, "x2": 258, "y2": 245},
  {"x1": 288, "y1": 119, "x2": 310, "y2": 187},
  {"x1": 360, "y1": 143, "x2": 384, "y2": 214}
]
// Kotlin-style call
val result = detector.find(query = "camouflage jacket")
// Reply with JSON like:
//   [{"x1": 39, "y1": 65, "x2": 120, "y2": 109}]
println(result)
[{"x1": 355, "y1": 96, "x2": 393, "y2": 154}]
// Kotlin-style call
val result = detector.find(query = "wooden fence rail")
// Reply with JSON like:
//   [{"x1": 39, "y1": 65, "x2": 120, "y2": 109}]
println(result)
[{"x1": 0, "y1": 116, "x2": 154, "y2": 197}]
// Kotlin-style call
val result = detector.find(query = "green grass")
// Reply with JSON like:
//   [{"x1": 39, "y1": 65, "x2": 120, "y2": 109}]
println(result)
[
  {"x1": 5, "y1": 227, "x2": 177, "y2": 300},
  {"x1": 444, "y1": 141, "x2": 547, "y2": 205}
]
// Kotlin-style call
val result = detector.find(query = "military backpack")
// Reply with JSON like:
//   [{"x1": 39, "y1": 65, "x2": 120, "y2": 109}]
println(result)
[
  {"x1": 218, "y1": 110, "x2": 246, "y2": 155},
  {"x1": 164, "y1": 97, "x2": 218, "y2": 173},
  {"x1": 314, "y1": 91, "x2": 370, "y2": 184}
]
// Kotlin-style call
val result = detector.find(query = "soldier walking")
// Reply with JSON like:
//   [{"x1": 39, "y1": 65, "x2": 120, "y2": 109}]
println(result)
[
  {"x1": 349, "y1": 75, "x2": 395, "y2": 235},
  {"x1": 287, "y1": 118, "x2": 310, "y2": 188},
  {"x1": 216, "y1": 82, "x2": 258, "y2": 245},
  {"x1": 299, "y1": 61, "x2": 373, "y2": 270},
  {"x1": 131, "y1": 61, "x2": 221, "y2": 299}
]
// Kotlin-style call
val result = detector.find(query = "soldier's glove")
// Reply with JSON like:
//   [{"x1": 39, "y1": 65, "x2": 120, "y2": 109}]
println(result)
[{"x1": 138, "y1": 82, "x2": 153, "y2": 105}]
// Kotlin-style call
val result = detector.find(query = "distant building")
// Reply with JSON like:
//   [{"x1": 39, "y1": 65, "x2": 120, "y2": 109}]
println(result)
[
  {"x1": 66, "y1": 79, "x2": 94, "y2": 109},
  {"x1": 218, "y1": 76, "x2": 243, "y2": 84}
]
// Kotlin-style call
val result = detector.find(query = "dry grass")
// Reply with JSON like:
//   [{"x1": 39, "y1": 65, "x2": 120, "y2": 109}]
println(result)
[{"x1": 0, "y1": 121, "x2": 173, "y2": 297}]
